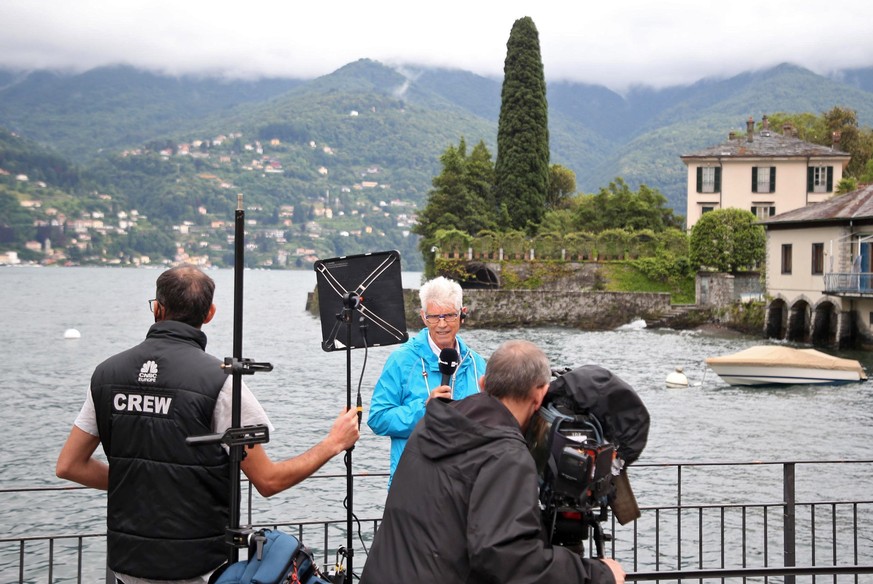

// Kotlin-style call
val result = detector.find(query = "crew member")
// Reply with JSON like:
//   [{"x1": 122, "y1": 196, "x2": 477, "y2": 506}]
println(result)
[
  {"x1": 360, "y1": 340, "x2": 626, "y2": 584},
  {"x1": 367, "y1": 276, "x2": 486, "y2": 485},
  {"x1": 56, "y1": 264, "x2": 359, "y2": 584}
]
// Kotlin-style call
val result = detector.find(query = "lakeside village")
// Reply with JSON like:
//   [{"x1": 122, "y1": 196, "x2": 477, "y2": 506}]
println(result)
[
  {"x1": 8, "y1": 116, "x2": 873, "y2": 350},
  {"x1": 0, "y1": 130, "x2": 420, "y2": 269}
]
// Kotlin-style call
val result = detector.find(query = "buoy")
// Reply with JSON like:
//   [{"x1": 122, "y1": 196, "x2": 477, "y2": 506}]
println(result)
[
  {"x1": 665, "y1": 366, "x2": 689, "y2": 388},
  {"x1": 64, "y1": 328, "x2": 81, "y2": 339}
]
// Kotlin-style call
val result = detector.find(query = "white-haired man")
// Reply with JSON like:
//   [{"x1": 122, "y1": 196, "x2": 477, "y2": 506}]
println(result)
[{"x1": 368, "y1": 276, "x2": 486, "y2": 486}]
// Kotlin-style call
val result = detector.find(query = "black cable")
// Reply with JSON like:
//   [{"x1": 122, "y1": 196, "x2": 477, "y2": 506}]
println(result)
[
  {"x1": 356, "y1": 319, "x2": 368, "y2": 430},
  {"x1": 341, "y1": 493, "x2": 371, "y2": 557}
]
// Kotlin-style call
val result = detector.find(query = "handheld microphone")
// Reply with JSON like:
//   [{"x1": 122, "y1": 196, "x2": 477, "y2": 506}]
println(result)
[{"x1": 438, "y1": 348, "x2": 460, "y2": 387}]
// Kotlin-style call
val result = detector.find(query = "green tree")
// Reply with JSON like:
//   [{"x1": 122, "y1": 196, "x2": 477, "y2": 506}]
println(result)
[
  {"x1": 414, "y1": 138, "x2": 497, "y2": 275},
  {"x1": 837, "y1": 176, "x2": 858, "y2": 194},
  {"x1": 538, "y1": 208, "x2": 577, "y2": 235},
  {"x1": 768, "y1": 108, "x2": 873, "y2": 179},
  {"x1": 860, "y1": 158, "x2": 873, "y2": 183},
  {"x1": 547, "y1": 164, "x2": 576, "y2": 210},
  {"x1": 494, "y1": 16, "x2": 549, "y2": 233},
  {"x1": 690, "y1": 208, "x2": 765, "y2": 273},
  {"x1": 575, "y1": 178, "x2": 682, "y2": 233}
]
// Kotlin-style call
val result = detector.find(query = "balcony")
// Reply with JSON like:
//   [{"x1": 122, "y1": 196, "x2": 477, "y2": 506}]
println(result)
[{"x1": 823, "y1": 272, "x2": 873, "y2": 297}]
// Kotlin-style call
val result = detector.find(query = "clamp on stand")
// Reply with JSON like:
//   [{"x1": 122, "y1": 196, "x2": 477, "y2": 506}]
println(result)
[{"x1": 221, "y1": 357, "x2": 274, "y2": 376}]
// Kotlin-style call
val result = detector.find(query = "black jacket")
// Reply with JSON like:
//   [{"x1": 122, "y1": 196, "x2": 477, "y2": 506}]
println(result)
[
  {"x1": 92, "y1": 320, "x2": 230, "y2": 580},
  {"x1": 360, "y1": 392, "x2": 615, "y2": 584}
]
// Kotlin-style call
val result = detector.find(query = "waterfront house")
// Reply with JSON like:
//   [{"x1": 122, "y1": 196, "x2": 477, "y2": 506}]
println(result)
[
  {"x1": 760, "y1": 183, "x2": 873, "y2": 348},
  {"x1": 681, "y1": 116, "x2": 851, "y2": 231}
]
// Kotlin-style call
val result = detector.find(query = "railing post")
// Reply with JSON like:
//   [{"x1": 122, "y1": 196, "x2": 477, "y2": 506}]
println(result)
[
  {"x1": 784, "y1": 462, "x2": 796, "y2": 584},
  {"x1": 676, "y1": 464, "x2": 682, "y2": 571}
]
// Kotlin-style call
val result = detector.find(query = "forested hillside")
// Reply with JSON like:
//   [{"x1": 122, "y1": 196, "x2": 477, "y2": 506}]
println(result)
[{"x1": 2, "y1": 59, "x2": 873, "y2": 268}]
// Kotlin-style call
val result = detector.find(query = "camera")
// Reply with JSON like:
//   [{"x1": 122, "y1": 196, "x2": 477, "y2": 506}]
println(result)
[{"x1": 526, "y1": 365, "x2": 650, "y2": 555}]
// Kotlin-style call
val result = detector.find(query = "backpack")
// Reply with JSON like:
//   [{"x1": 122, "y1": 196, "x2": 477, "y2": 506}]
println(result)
[{"x1": 212, "y1": 528, "x2": 333, "y2": 584}]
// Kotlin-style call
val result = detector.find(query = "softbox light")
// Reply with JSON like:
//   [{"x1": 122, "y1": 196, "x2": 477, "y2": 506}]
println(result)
[{"x1": 314, "y1": 250, "x2": 408, "y2": 351}]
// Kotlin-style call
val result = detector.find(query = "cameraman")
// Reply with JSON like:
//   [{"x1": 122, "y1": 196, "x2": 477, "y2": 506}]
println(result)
[{"x1": 360, "y1": 340, "x2": 625, "y2": 583}]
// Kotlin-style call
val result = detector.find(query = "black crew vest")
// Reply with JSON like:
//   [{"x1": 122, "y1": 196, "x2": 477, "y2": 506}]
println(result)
[{"x1": 92, "y1": 320, "x2": 230, "y2": 580}]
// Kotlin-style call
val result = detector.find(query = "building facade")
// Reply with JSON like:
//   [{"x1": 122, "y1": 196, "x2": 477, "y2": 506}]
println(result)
[
  {"x1": 682, "y1": 116, "x2": 851, "y2": 231},
  {"x1": 761, "y1": 184, "x2": 873, "y2": 348}
]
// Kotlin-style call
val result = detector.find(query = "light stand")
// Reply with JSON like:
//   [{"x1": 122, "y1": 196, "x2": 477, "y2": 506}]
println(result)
[
  {"x1": 187, "y1": 194, "x2": 272, "y2": 565},
  {"x1": 315, "y1": 251, "x2": 408, "y2": 580}
]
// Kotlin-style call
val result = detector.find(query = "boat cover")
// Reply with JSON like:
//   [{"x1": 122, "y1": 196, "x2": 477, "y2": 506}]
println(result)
[
  {"x1": 705, "y1": 345, "x2": 866, "y2": 377},
  {"x1": 547, "y1": 365, "x2": 650, "y2": 465}
]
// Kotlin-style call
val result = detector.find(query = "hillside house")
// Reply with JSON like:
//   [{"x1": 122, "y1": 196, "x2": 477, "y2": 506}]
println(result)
[
  {"x1": 760, "y1": 184, "x2": 873, "y2": 348},
  {"x1": 681, "y1": 116, "x2": 850, "y2": 230}
]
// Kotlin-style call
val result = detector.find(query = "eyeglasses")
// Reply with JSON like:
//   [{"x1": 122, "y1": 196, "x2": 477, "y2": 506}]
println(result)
[
  {"x1": 148, "y1": 299, "x2": 159, "y2": 312},
  {"x1": 424, "y1": 312, "x2": 460, "y2": 325}
]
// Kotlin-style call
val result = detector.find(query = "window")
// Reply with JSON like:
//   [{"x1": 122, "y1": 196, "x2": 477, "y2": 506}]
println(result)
[
  {"x1": 701, "y1": 206, "x2": 715, "y2": 214},
  {"x1": 751, "y1": 206, "x2": 776, "y2": 220},
  {"x1": 781, "y1": 244, "x2": 792, "y2": 274},
  {"x1": 696, "y1": 166, "x2": 721, "y2": 193},
  {"x1": 812, "y1": 243, "x2": 824, "y2": 275},
  {"x1": 752, "y1": 167, "x2": 776, "y2": 193},
  {"x1": 808, "y1": 165, "x2": 833, "y2": 193}
]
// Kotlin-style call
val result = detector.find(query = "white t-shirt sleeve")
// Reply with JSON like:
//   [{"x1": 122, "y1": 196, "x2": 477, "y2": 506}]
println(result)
[
  {"x1": 212, "y1": 376, "x2": 275, "y2": 434},
  {"x1": 72, "y1": 377, "x2": 274, "y2": 438},
  {"x1": 73, "y1": 387, "x2": 99, "y2": 436}
]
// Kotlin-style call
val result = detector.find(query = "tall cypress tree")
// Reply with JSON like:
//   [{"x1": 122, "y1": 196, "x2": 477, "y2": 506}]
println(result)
[{"x1": 494, "y1": 16, "x2": 549, "y2": 233}]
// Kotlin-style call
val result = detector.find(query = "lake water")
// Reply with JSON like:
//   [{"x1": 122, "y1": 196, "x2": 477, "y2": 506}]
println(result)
[{"x1": 2, "y1": 266, "x2": 872, "y2": 582}]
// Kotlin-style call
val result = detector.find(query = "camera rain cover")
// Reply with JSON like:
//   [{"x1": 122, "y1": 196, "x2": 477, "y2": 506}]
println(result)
[{"x1": 546, "y1": 365, "x2": 649, "y2": 465}]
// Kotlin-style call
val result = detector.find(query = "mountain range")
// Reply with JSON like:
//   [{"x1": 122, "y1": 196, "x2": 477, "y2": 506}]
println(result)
[{"x1": 2, "y1": 59, "x2": 873, "y2": 265}]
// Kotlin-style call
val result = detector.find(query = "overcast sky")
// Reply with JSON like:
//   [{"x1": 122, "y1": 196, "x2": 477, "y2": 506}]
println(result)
[{"x1": 2, "y1": 0, "x2": 871, "y2": 93}]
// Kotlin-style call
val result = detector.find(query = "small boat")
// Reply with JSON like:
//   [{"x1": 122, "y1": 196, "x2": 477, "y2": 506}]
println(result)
[{"x1": 705, "y1": 345, "x2": 867, "y2": 386}]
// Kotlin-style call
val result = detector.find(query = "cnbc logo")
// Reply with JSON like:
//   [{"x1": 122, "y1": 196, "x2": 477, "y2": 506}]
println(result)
[{"x1": 138, "y1": 360, "x2": 158, "y2": 383}]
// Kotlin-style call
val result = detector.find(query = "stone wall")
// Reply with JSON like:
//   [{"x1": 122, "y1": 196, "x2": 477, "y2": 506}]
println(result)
[
  {"x1": 696, "y1": 271, "x2": 763, "y2": 306},
  {"x1": 307, "y1": 288, "x2": 670, "y2": 331},
  {"x1": 399, "y1": 288, "x2": 669, "y2": 330}
]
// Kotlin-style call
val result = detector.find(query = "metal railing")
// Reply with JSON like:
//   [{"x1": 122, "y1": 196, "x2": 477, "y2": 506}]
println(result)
[
  {"x1": 4, "y1": 460, "x2": 872, "y2": 583},
  {"x1": 823, "y1": 272, "x2": 873, "y2": 294}
]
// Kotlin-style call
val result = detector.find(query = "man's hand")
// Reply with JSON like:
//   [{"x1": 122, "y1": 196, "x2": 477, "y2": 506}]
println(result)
[
  {"x1": 242, "y1": 408, "x2": 360, "y2": 497},
  {"x1": 600, "y1": 558, "x2": 625, "y2": 584},
  {"x1": 327, "y1": 408, "x2": 360, "y2": 455},
  {"x1": 426, "y1": 384, "x2": 452, "y2": 404}
]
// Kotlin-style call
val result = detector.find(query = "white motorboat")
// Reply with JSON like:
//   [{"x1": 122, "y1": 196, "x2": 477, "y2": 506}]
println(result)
[{"x1": 705, "y1": 345, "x2": 867, "y2": 386}]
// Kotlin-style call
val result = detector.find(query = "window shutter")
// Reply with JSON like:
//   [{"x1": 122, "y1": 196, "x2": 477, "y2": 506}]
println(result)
[
  {"x1": 770, "y1": 167, "x2": 776, "y2": 193},
  {"x1": 751, "y1": 167, "x2": 758, "y2": 192},
  {"x1": 714, "y1": 167, "x2": 722, "y2": 192},
  {"x1": 807, "y1": 167, "x2": 814, "y2": 192},
  {"x1": 827, "y1": 166, "x2": 833, "y2": 192},
  {"x1": 696, "y1": 167, "x2": 702, "y2": 193}
]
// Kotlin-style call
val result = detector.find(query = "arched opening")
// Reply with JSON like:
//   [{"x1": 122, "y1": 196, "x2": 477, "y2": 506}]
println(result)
[
  {"x1": 786, "y1": 300, "x2": 812, "y2": 343},
  {"x1": 460, "y1": 262, "x2": 500, "y2": 289},
  {"x1": 811, "y1": 301, "x2": 838, "y2": 347},
  {"x1": 765, "y1": 299, "x2": 788, "y2": 340}
]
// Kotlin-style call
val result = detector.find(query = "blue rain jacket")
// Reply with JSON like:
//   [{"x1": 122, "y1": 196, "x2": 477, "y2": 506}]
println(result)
[{"x1": 367, "y1": 328, "x2": 486, "y2": 484}]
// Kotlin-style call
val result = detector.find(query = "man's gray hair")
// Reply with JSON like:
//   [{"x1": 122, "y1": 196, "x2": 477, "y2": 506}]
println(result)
[
  {"x1": 419, "y1": 276, "x2": 463, "y2": 311},
  {"x1": 483, "y1": 340, "x2": 551, "y2": 401}
]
